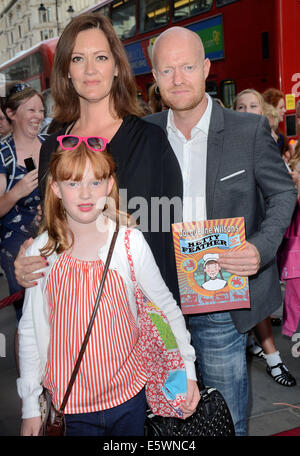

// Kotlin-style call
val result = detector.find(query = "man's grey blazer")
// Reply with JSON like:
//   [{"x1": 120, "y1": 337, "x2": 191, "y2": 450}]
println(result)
[{"x1": 145, "y1": 101, "x2": 297, "y2": 333}]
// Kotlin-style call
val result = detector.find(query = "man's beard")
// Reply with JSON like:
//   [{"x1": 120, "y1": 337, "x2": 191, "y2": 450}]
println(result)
[{"x1": 160, "y1": 91, "x2": 205, "y2": 112}]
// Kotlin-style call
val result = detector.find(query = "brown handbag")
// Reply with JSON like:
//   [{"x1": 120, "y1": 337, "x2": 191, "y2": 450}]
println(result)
[{"x1": 38, "y1": 225, "x2": 119, "y2": 436}]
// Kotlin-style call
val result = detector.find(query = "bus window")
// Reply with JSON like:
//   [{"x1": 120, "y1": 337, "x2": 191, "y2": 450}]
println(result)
[
  {"x1": 220, "y1": 79, "x2": 236, "y2": 108},
  {"x1": 206, "y1": 80, "x2": 218, "y2": 99},
  {"x1": 173, "y1": 0, "x2": 212, "y2": 21},
  {"x1": 139, "y1": 0, "x2": 169, "y2": 33},
  {"x1": 111, "y1": 0, "x2": 136, "y2": 40},
  {"x1": 93, "y1": 4, "x2": 110, "y2": 17},
  {"x1": 216, "y1": 0, "x2": 239, "y2": 6}
]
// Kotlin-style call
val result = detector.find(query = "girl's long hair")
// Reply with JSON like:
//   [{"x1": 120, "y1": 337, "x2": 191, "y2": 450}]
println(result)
[
  {"x1": 39, "y1": 143, "x2": 132, "y2": 256},
  {"x1": 51, "y1": 13, "x2": 142, "y2": 124}
]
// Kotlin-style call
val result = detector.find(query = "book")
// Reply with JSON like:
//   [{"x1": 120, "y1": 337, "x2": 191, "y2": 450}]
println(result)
[{"x1": 172, "y1": 217, "x2": 250, "y2": 314}]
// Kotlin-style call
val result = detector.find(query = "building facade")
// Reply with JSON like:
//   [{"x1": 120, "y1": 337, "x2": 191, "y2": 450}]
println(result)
[{"x1": 0, "y1": 0, "x2": 97, "y2": 64}]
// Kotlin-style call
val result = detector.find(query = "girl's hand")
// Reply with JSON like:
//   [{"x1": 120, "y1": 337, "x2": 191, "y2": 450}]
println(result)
[
  {"x1": 180, "y1": 379, "x2": 201, "y2": 419},
  {"x1": 20, "y1": 416, "x2": 42, "y2": 436},
  {"x1": 14, "y1": 239, "x2": 48, "y2": 288},
  {"x1": 13, "y1": 169, "x2": 38, "y2": 199}
]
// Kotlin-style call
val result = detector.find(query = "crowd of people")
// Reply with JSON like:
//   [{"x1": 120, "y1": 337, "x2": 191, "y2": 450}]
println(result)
[{"x1": 0, "y1": 12, "x2": 299, "y2": 437}]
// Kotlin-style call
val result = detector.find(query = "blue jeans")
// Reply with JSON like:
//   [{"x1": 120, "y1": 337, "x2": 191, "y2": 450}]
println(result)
[
  {"x1": 65, "y1": 388, "x2": 146, "y2": 436},
  {"x1": 188, "y1": 312, "x2": 248, "y2": 436}
]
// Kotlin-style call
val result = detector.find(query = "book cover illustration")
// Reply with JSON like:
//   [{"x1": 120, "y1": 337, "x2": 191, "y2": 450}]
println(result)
[{"x1": 172, "y1": 217, "x2": 250, "y2": 314}]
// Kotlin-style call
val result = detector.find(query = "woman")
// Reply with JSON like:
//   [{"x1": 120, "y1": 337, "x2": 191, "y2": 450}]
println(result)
[
  {"x1": 233, "y1": 89, "x2": 296, "y2": 387},
  {"x1": 232, "y1": 88, "x2": 265, "y2": 115},
  {"x1": 0, "y1": 82, "x2": 46, "y2": 372},
  {"x1": 14, "y1": 14, "x2": 183, "y2": 345},
  {"x1": 263, "y1": 103, "x2": 280, "y2": 143},
  {"x1": 0, "y1": 82, "x2": 46, "y2": 322}
]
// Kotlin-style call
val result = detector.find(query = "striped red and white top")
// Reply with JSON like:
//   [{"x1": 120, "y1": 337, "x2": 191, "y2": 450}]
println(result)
[{"x1": 43, "y1": 253, "x2": 147, "y2": 414}]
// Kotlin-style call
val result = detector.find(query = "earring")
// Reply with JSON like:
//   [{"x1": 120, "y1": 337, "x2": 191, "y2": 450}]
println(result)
[
  {"x1": 154, "y1": 84, "x2": 160, "y2": 95},
  {"x1": 68, "y1": 72, "x2": 71, "y2": 79}
]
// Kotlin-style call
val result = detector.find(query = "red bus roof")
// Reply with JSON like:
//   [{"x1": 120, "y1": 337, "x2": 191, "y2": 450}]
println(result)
[{"x1": 0, "y1": 38, "x2": 58, "y2": 71}]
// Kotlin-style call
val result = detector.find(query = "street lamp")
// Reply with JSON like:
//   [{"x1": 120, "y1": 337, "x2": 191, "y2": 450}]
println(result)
[{"x1": 66, "y1": 5, "x2": 75, "y2": 20}]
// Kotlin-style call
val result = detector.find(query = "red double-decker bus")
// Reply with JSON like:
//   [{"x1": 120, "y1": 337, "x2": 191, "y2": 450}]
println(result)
[
  {"x1": 83, "y1": 0, "x2": 300, "y2": 137},
  {"x1": 0, "y1": 38, "x2": 58, "y2": 92}
]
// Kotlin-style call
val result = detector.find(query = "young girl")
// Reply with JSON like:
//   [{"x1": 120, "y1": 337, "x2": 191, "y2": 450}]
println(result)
[{"x1": 16, "y1": 137, "x2": 199, "y2": 436}]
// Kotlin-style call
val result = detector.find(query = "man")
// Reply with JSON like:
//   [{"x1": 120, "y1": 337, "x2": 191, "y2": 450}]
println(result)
[{"x1": 145, "y1": 27, "x2": 297, "y2": 435}]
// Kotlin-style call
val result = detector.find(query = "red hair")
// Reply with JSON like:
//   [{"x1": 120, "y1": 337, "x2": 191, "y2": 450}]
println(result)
[{"x1": 262, "y1": 88, "x2": 284, "y2": 108}]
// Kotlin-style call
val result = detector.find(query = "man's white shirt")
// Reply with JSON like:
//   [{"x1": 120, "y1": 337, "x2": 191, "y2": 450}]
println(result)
[{"x1": 167, "y1": 93, "x2": 212, "y2": 222}]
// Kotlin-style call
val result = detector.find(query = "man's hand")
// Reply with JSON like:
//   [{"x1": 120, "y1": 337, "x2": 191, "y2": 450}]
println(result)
[
  {"x1": 180, "y1": 379, "x2": 200, "y2": 419},
  {"x1": 14, "y1": 239, "x2": 48, "y2": 288},
  {"x1": 218, "y1": 241, "x2": 260, "y2": 277}
]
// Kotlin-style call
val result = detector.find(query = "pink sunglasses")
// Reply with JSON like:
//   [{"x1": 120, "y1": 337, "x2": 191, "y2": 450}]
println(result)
[{"x1": 57, "y1": 135, "x2": 108, "y2": 152}]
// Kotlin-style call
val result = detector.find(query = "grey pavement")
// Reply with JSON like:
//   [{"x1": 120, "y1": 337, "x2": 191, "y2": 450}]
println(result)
[{"x1": 0, "y1": 274, "x2": 299, "y2": 437}]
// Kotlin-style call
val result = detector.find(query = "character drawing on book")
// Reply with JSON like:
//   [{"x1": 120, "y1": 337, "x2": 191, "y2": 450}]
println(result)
[{"x1": 201, "y1": 253, "x2": 227, "y2": 291}]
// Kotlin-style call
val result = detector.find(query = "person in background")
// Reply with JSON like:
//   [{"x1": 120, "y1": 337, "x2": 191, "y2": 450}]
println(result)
[
  {"x1": 296, "y1": 100, "x2": 300, "y2": 137},
  {"x1": 0, "y1": 81, "x2": 46, "y2": 371},
  {"x1": 232, "y1": 88, "x2": 296, "y2": 386},
  {"x1": 262, "y1": 88, "x2": 289, "y2": 156},
  {"x1": 263, "y1": 102, "x2": 280, "y2": 143},
  {"x1": 137, "y1": 90, "x2": 152, "y2": 116},
  {"x1": 39, "y1": 89, "x2": 54, "y2": 134},
  {"x1": 146, "y1": 27, "x2": 297, "y2": 434},
  {"x1": 232, "y1": 88, "x2": 265, "y2": 115},
  {"x1": 0, "y1": 103, "x2": 12, "y2": 277},
  {"x1": 278, "y1": 141, "x2": 300, "y2": 342},
  {"x1": 148, "y1": 82, "x2": 167, "y2": 113},
  {"x1": 0, "y1": 105, "x2": 12, "y2": 138}
]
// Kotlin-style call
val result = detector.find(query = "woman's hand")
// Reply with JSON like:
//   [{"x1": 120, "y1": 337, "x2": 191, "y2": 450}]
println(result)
[
  {"x1": 13, "y1": 169, "x2": 38, "y2": 200},
  {"x1": 180, "y1": 379, "x2": 201, "y2": 419},
  {"x1": 20, "y1": 416, "x2": 42, "y2": 436},
  {"x1": 14, "y1": 239, "x2": 48, "y2": 288}
]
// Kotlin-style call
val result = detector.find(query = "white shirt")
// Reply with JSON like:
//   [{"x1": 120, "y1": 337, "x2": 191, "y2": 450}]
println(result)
[{"x1": 167, "y1": 94, "x2": 212, "y2": 222}]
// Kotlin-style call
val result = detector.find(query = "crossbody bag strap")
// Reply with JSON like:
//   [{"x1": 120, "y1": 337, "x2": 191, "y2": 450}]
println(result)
[{"x1": 59, "y1": 223, "x2": 119, "y2": 413}]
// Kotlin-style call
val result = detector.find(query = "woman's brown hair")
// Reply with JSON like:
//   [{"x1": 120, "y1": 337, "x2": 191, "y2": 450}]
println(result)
[
  {"x1": 51, "y1": 13, "x2": 142, "y2": 124},
  {"x1": 39, "y1": 142, "x2": 132, "y2": 256}
]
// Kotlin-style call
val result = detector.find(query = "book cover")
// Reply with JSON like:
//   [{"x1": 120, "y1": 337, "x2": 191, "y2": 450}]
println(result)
[{"x1": 172, "y1": 217, "x2": 250, "y2": 314}]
